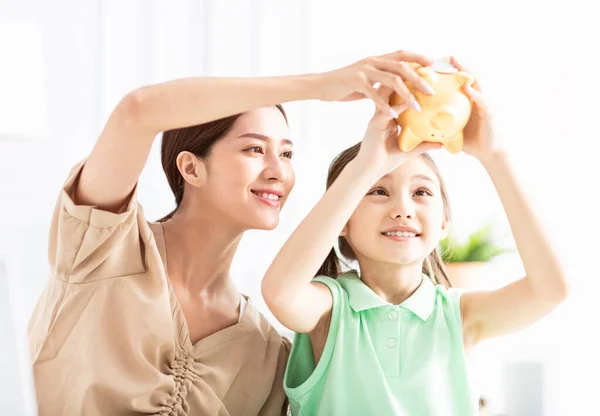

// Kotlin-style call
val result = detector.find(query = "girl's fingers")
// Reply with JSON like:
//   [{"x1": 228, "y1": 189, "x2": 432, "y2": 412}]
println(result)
[
  {"x1": 375, "y1": 84, "x2": 395, "y2": 104},
  {"x1": 371, "y1": 103, "x2": 408, "y2": 131},
  {"x1": 464, "y1": 84, "x2": 484, "y2": 106},
  {"x1": 463, "y1": 84, "x2": 490, "y2": 120},
  {"x1": 410, "y1": 141, "x2": 444, "y2": 155},
  {"x1": 390, "y1": 103, "x2": 409, "y2": 116},
  {"x1": 448, "y1": 56, "x2": 482, "y2": 91}
]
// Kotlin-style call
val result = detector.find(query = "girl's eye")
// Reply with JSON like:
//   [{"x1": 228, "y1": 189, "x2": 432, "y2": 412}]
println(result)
[
  {"x1": 281, "y1": 151, "x2": 293, "y2": 159},
  {"x1": 368, "y1": 188, "x2": 388, "y2": 196},
  {"x1": 414, "y1": 188, "x2": 433, "y2": 197}
]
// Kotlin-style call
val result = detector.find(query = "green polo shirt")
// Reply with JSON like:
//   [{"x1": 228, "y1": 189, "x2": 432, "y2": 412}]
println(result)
[{"x1": 283, "y1": 271, "x2": 478, "y2": 416}]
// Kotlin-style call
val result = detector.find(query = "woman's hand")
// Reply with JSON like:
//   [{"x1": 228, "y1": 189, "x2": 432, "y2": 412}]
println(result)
[
  {"x1": 448, "y1": 56, "x2": 500, "y2": 160},
  {"x1": 354, "y1": 86, "x2": 442, "y2": 176},
  {"x1": 314, "y1": 50, "x2": 436, "y2": 118}
]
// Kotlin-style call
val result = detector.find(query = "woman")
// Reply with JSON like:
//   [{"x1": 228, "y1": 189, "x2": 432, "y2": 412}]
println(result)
[{"x1": 27, "y1": 50, "x2": 435, "y2": 415}]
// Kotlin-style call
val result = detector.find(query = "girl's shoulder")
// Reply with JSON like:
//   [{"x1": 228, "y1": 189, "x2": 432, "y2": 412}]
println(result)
[{"x1": 432, "y1": 282, "x2": 466, "y2": 323}]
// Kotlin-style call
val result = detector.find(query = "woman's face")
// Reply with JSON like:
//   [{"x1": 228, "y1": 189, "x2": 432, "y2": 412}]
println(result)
[{"x1": 202, "y1": 106, "x2": 295, "y2": 230}]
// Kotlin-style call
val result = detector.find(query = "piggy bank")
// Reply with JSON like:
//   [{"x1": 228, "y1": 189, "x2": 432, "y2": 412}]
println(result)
[{"x1": 390, "y1": 59, "x2": 475, "y2": 154}]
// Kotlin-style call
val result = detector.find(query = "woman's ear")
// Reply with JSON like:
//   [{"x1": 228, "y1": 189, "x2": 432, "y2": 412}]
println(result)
[
  {"x1": 340, "y1": 224, "x2": 348, "y2": 237},
  {"x1": 177, "y1": 151, "x2": 208, "y2": 188}
]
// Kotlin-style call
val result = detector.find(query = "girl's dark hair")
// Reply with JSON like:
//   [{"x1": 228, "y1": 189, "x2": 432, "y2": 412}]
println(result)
[
  {"x1": 315, "y1": 142, "x2": 453, "y2": 287},
  {"x1": 156, "y1": 105, "x2": 287, "y2": 222}
]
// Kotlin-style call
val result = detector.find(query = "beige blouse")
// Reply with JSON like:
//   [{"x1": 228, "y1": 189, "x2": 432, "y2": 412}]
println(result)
[{"x1": 28, "y1": 162, "x2": 290, "y2": 416}]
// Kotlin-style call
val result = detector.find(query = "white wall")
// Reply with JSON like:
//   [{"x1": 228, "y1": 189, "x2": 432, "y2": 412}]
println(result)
[{"x1": 1, "y1": 0, "x2": 598, "y2": 414}]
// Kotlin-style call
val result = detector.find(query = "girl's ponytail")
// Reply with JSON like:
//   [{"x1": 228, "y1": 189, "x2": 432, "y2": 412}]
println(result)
[
  {"x1": 316, "y1": 247, "x2": 342, "y2": 278},
  {"x1": 423, "y1": 247, "x2": 452, "y2": 288}
]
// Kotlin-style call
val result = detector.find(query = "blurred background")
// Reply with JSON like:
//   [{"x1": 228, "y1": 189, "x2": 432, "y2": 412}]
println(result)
[{"x1": 1, "y1": 0, "x2": 598, "y2": 415}]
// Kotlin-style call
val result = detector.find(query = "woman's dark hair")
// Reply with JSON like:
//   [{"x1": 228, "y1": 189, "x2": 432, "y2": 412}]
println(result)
[
  {"x1": 157, "y1": 105, "x2": 287, "y2": 222},
  {"x1": 315, "y1": 142, "x2": 453, "y2": 287}
]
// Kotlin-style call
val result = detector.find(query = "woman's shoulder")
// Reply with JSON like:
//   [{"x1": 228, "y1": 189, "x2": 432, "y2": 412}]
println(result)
[{"x1": 243, "y1": 299, "x2": 292, "y2": 353}]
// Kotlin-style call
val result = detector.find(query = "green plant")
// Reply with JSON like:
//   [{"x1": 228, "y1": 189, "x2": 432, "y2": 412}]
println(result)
[{"x1": 439, "y1": 222, "x2": 512, "y2": 263}]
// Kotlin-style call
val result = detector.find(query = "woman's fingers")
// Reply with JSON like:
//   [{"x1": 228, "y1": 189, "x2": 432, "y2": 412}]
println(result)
[
  {"x1": 377, "y1": 50, "x2": 433, "y2": 67},
  {"x1": 347, "y1": 50, "x2": 439, "y2": 118},
  {"x1": 358, "y1": 74, "x2": 399, "y2": 118},
  {"x1": 371, "y1": 58, "x2": 435, "y2": 96},
  {"x1": 364, "y1": 66, "x2": 421, "y2": 112}
]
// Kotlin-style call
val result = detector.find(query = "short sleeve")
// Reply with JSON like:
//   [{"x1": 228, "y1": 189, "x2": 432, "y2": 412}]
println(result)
[
  {"x1": 29, "y1": 161, "x2": 150, "y2": 362},
  {"x1": 283, "y1": 276, "x2": 345, "y2": 399},
  {"x1": 446, "y1": 287, "x2": 466, "y2": 323},
  {"x1": 48, "y1": 160, "x2": 147, "y2": 284}
]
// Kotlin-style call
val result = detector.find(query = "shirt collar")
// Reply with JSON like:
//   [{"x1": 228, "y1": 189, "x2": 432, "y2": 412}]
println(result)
[{"x1": 338, "y1": 271, "x2": 437, "y2": 321}]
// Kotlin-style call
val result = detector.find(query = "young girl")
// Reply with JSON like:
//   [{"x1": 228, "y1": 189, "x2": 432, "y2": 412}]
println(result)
[{"x1": 262, "y1": 57, "x2": 569, "y2": 416}]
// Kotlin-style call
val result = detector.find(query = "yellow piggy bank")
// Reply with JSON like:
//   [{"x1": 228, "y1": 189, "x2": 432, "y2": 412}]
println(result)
[{"x1": 390, "y1": 60, "x2": 475, "y2": 154}]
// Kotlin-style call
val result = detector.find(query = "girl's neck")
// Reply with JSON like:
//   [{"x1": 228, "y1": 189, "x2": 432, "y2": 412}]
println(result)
[
  {"x1": 161, "y1": 203, "x2": 244, "y2": 296},
  {"x1": 358, "y1": 260, "x2": 424, "y2": 305}
]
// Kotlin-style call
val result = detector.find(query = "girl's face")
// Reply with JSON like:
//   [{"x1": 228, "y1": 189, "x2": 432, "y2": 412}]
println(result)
[
  {"x1": 343, "y1": 157, "x2": 447, "y2": 266},
  {"x1": 202, "y1": 106, "x2": 296, "y2": 230}
]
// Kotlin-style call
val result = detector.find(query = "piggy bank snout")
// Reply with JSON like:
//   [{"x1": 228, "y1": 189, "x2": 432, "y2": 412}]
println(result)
[{"x1": 430, "y1": 109, "x2": 457, "y2": 130}]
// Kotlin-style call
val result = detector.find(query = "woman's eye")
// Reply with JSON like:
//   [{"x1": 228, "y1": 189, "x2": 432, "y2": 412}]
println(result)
[
  {"x1": 282, "y1": 151, "x2": 293, "y2": 159},
  {"x1": 247, "y1": 146, "x2": 264, "y2": 154}
]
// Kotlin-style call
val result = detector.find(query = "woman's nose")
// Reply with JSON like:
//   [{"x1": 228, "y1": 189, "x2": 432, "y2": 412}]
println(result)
[{"x1": 264, "y1": 154, "x2": 287, "y2": 182}]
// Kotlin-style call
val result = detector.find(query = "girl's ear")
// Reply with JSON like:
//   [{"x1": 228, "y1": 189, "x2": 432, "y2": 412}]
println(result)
[{"x1": 440, "y1": 216, "x2": 449, "y2": 240}]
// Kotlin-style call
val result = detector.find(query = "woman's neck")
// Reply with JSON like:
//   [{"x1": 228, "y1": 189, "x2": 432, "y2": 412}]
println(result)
[
  {"x1": 358, "y1": 259, "x2": 424, "y2": 305},
  {"x1": 161, "y1": 204, "x2": 244, "y2": 296}
]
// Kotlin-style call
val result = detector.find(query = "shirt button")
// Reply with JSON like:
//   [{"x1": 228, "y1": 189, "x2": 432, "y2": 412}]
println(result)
[
  {"x1": 388, "y1": 310, "x2": 398, "y2": 320},
  {"x1": 387, "y1": 338, "x2": 397, "y2": 348}
]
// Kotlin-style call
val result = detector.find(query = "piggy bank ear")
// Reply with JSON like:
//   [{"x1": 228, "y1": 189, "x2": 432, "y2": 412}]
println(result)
[
  {"x1": 417, "y1": 66, "x2": 438, "y2": 85},
  {"x1": 456, "y1": 71, "x2": 475, "y2": 87}
]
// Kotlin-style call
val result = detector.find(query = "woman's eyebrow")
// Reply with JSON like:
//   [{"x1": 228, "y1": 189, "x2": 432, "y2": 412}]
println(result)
[{"x1": 237, "y1": 133, "x2": 293, "y2": 146}]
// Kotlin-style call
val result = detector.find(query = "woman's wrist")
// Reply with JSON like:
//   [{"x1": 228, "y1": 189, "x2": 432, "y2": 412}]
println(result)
[{"x1": 273, "y1": 72, "x2": 325, "y2": 102}]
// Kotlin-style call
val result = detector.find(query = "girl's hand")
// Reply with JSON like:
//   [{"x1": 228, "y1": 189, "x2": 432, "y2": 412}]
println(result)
[
  {"x1": 354, "y1": 86, "x2": 442, "y2": 176},
  {"x1": 315, "y1": 50, "x2": 436, "y2": 118},
  {"x1": 448, "y1": 56, "x2": 500, "y2": 160}
]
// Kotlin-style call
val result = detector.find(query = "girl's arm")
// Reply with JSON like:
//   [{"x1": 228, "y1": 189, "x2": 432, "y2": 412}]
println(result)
[
  {"x1": 447, "y1": 56, "x2": 569, "y2": 345},
  {"x1": 262, "y1": 97, "x2": 440, "y2": 334},
  {"x1": 462, "y1": 150, "x2": 568, "y2": 344},
  {"x1": 262, "y1": 158, "x2": 381, "y2": 333},
  {"x1": 76, "y1": 50, "x2": 434, "y2": 213}
]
